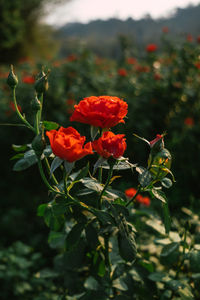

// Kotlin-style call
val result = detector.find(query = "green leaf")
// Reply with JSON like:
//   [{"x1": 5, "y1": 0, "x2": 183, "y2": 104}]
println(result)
[
  {"x1": 151, "y1": 188, "x2": 167, "y2": 203},
  {"x1": 85, "y1": 223, "x2": 99, "y2": 248},
  {"x1": 73, "y1": 163, "x2": 89, "y2": 181},
  {"x1": 13, "y1": 150, "x2": 38, "y2": 171},
  {"x1": 178, "y1": 286, "x2": 194, "y2": 300},
  {"x1": 189, "y1": 250, "x2": 200, "y2": 272},
  {"x1": 84, "y1": 276, "x2": 99, "y2": 290},
  {"x1": 162, "y1": 202, "x2": 171, "y2": 234},
  {"x1": 37, "y1": 204, "x2": 48, "y2": 217},
  {"x1": 118, "y1": 231, "x2": 137, "y2": 262},
  {"x1": 146, "y1": 219, "x2": 166, "y2": 235},
  {"x1": 160, "y1": 243, "x2": 180, "y2": 265},
  {"x1": 161, "y1": 177, "x2": 173, "y2": 188},
  {"x1": 112, "y1": 277, "x2": 128, "y2": 291},
  {"x1": 48, "y1": 231, "x2": 66, "y2": 248},
  {"x1": 90, "y1": 125, "x2": 99, "y2": 141},
  {"x1": 148, "y1": 272, "x2": 167, "y2": 282},
  {"x1": 64, "y1": 161, "x2": 75, "y2": 175},
  {"x1": 137, "y1": 167, "x2": 152, "y2": 187},
  {"x1": 98, "y1": 260, "x2": 106, "y2": 277},
  {"x1": 10, "y1": 153, "x2": 24, "y2": 160},
  {"x1": 91, "y1": 209, "x2": 116, "y2": 225},
  {"x1": 66, "y1": 223, "x2": 85, "y2": 249},
  {"x1": 50, "y1": 156, "x2": 63, "y2": 174},
  {"x1": 12, "y1": 144, "x2": 28, "y2": 152},
  {"x1": 43, "y1": 120, "x2": 59, "y2": 130},
  {"x1": 101, "y1": 159, "x2": 136, "y2": 170},
  {"x1": 81, "y1": 177, "x2": 103, "y2": 193}
]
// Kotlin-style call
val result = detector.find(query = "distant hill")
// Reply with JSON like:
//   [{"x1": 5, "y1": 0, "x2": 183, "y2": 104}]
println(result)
[{"x1": 56, "y1": 3, "x2": 200, "y2": 57}]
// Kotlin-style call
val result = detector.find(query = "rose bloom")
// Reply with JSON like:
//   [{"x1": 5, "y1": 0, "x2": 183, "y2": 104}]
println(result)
[
  {"x1": 146, "y1": 44, "x2": 158, "y2": 52},
  {"x1": 125, "y1": 188, "x2": 150, "y2": 206},
  {"x1": 154, "y1": 73, "x2": 162, "y2": 80},
  {"x1": 186, "y1": 34, "x2": 193, "y2": 42},
  {"x1": 184, "y1": 117, "x2": 194, "y2": 127},
  {"x1": 46, "y1": 127, "x2": 93, "y2": 162},
  {"x1": 127, "y1": 57, "x2": 137, "y2": 65},
  {"x1": 137, "y1": 195, "x2": 151, "y2": 206},
  {"x1": 135, "y1": 65, "x2": 150, "y2": 73},
  {"x1": 125, "y1": 188, "x2": 137, "y2": 198},
  {"x1": 118, "y1": 68, "x2": 127, "y2": 77},
  {"x1": 162, "y1": 27, "x2": 169, "y2": 33},
  {"x1": 70, "y1": 96, "x2": 128, "y2": 129},
  {"x1": 195, "y1": 62, "x2": 200, "y2": 69},
  {"x1": 92, "y1": 131, "x2": 126, "y2": 159},
  {"x1": 22, "y1": 76, "x2": 35, "y2": 84}
]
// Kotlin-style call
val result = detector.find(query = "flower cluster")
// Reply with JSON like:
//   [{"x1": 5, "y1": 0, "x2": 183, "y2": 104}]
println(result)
[{"x1": 46, "y1": 96, "x2": 128, "y2": 162}]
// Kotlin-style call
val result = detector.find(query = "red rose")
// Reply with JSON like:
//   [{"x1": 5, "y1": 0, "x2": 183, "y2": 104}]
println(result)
[
  {"x1": 127, "y1": 57, "x2": 137, "y2": 65},
  {"x1": 118, "y1": 68, "x2": 127, "y2": 76},
  {"x1": 125, "y1": 188, "x2": 137, "y2": 198},
  {"x1": 70, "y1": 96, "x2": 128, "y2": 129},
  {"x1": 162, "y1": 27, "x2": 169, "y2": 34},
  {"x1": 46, "y1": 127, "x2": 93, "y2": 162},
  {"x1": 137, "y1": 195, "x2": 150, "y2": 206},
  {"x1": 146, "y1": 44, "x2": 158, "y2": 52},
  {"x1": 22, "y1": 76, "x2": 35, "y2": 84},
  {"x1": 184, "y1": 117, "x2": 194, "y2": 127},
  {"x1": 92, "y1": 131, "x2": 126, "y2": 159}
]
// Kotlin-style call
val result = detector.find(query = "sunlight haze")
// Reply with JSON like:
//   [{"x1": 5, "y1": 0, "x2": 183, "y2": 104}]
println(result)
[{"x1": 45, "y1": 0, "x2": 200, "y2": 26}]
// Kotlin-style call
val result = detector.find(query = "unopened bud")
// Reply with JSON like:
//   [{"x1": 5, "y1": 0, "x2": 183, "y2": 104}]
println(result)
[
  {"x1": 34, "y1": 70, "x2": 49, "y2": 95},
  {"x1": 7, "y1": 65, "x2": 18, "y2": 89},
  {"x1": 32, "y1": 133, "x2": 46, "y2": 157},
  {"x1": 31, "y1": 94, "x2": 41, "y2": 112}
]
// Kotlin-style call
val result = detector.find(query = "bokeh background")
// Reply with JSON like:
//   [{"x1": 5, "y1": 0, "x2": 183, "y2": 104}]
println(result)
[{"x1": 0, "y1": 0, "x2": 200, "y2": 298}]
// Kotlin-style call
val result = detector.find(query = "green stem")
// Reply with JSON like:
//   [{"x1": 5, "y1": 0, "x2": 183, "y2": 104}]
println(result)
[
  {"x1": 98, "y1": 167, "x2": 102, "y2": 183},
  {"x1": 37, "y1": 159, "x2": 64, "y2": 195},
  {"x1": 125, "y1": 185, "x2": 142, "y2": 207},
  {"x1": 98, "y1": 162, "x2": 114, "y2": 209},
  {"x1": 12, "y1": 88, "x2": 35, "y2": 132},
  {"x1": 104, "y1": 233, "x2": 111, "y2": 275},
  {"x1": 44, "y1": 157, "x2": 58, "y2": 186},
  {"x1": 63, "y1": 167, "x2": 68, "y2": 194}
]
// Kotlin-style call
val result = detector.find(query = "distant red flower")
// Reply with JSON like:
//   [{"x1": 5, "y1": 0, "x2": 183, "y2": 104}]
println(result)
[
  {"x1": 154, "y1": 73, "x2": 162, "y2": 80},
  {"x1": 118, "y1": 68, "x2": 127, "y2": 77},
  {"x1": 0, "y1": 71, "x2": 9, "y2": 79},
  {"x1": 6, "y1": 101, "x2": 22, "y2": 116},
  {"x1": 92, "y1": 131, "x2": 126, "y2": 159},
  {"x1": 135, "y1": 65, "x2": 150, "y2": 73},
  {"x1": 9, "y1": 101, "x2": 22, "y2": 112},
  {"x1": 146, "y1": 44, "x2": 158, "y2": 52},
  {"x1": 162, "y1": 27, "x2": 169, "y2": 34},
  {"x1": 125, "y1": 188, "x2": 137, "y2": 198},
  {"x1": 22, "y1": 76, "x2": 35, "y2": 84},
  {"x1": 187, "y1": 34, "x2": 193, "y2": 42},
  {"x1": 138, "y1": 196, "x2": 151, "y2": 206},
  {"x1": 127, "y1": 57, "x2": 137, "y2": 65},
  {"x1": 184, "y1": 117, "x2": 194, "y2": 127},
  {"x1": 197, "y1": 36, "x2": 200, "y2": 44},
  {"x1": 66, "y1": 54, "x2": 77, "y2": 62},
  {"x1": 125, "y1": 188, "x2": 151, "y2": 206},
  {"x1": 195, "y1": 62, "x2": 200, "y2": 69},
  {"x1": 66, "y1": 99, "x2": 76, "y2": 114}
]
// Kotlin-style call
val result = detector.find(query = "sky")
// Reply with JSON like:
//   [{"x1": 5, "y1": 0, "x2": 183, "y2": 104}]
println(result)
[{"x1": 44, "y1": 0, "x2": 200, "y2": 26}]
